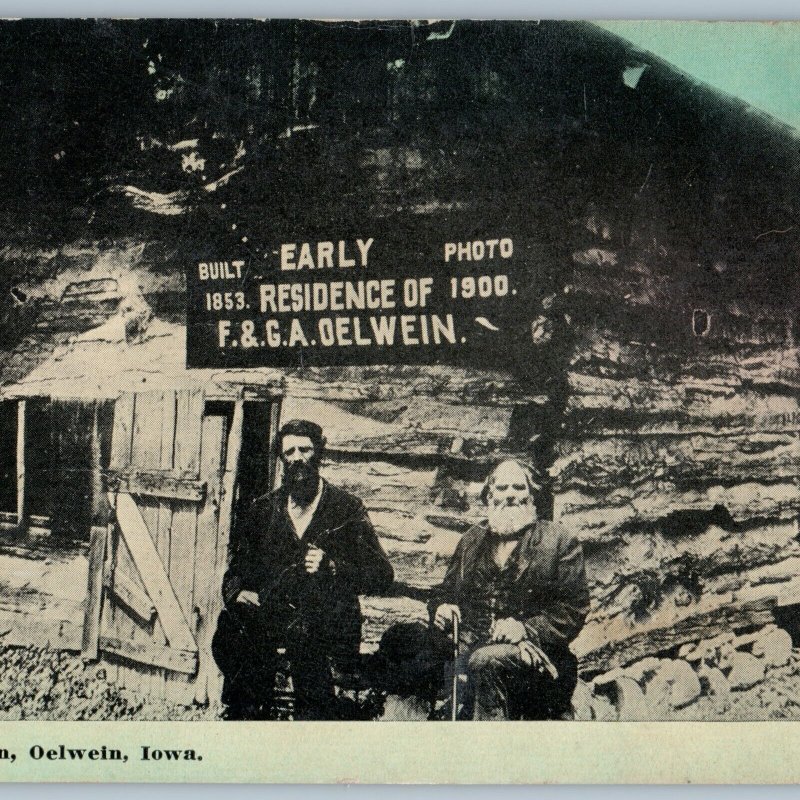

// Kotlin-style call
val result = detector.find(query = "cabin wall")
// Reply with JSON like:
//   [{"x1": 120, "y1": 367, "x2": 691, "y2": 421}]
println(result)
[
  {"x1": 308, "y1": 322, "x2": 799, "y2": 666},
  {"x1": 0, "y1": 243, "x2": 796, "y2": 678},
  {"x1": 0, "y1": 20, "x2": 796, "y2": 686}
]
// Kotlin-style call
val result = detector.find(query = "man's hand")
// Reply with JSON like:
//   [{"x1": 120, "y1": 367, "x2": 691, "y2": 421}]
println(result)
[
  {"x1": 433, "y1": 603, "x2": 461, "y2": 631},
  {"x1": 518, "y1": 640, "x2": 545, "y2": 670},
  {"x1": 235, "y1": 590, "x2": 260, "y2": 607},
  {"x1": 304, "y1": 546, "x2": 327, "y2": 574},
  {"x1": 518, "y1": 640, "x2": 559, "y2": 678},
  {"x1": 491, "y1": 617, "x2": 528, "y2": 644}
]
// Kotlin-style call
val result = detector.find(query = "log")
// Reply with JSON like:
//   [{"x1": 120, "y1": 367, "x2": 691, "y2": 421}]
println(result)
[
  {"x1": 578, "y1": 597, "x2": 777, "y2": 676},
  {"x1": 328, "y1": 434, "x2": 523, "y2": 462},
  {"x1": 564, "y1": 373, "x2": 800, "y2": 435},
  {"x1": 281, "y1": 365, "x2": 547, "y2": 405},
  {"x1": 81, "y1": 524, "x2": 108, "y2": 660},
  {"x1": 98, "y1": 635, "x2": 198, "y2": 675},
  {"x1": 555, "y1": 480, "x2": 800, "y2": 543},
  {"x1": 569, "y1": 327, "x2": 798, "y2": 393},
  {"x1": 0, "y1": 611, "x2": 81, "y2": 652},
  {"x1": 108, "y1": 469, "x2": 206, "y2": 502},
  {"x1": 552, "y1": 433, "x2": 800, "y2": 494},
  {"x1": 283, "y1": 396, "x2": 523, "y2": 460},
  {"x1": 322, "y1": 461, "x2": 439, "y2": 506}
]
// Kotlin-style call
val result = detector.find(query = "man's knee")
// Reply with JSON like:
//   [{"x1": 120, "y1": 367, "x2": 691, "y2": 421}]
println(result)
[{"x1": 467, "y1": 644, "x2": 520, "y2": 674}]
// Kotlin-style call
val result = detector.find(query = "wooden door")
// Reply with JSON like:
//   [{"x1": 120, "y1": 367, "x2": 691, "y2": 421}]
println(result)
[{"x1": 83, "y1": 389, "x2": 244, "y2": 706}]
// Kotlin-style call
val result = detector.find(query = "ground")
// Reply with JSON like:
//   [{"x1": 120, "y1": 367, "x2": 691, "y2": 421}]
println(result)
[
  {"x1": 2, "y1": 642, "x2": 800, "y2": 721},
  {"x1": 0, "y1": 645, "x2": 217, "y2": 721}
]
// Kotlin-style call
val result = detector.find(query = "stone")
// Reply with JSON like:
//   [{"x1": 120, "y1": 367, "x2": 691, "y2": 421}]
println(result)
[
  {"x1": 380, "y1": 695, "x2": 431, "y2": 721},
  {"x1": 680, "y1": 632, "x2": 735, "y2": 665},
  {"x1": 726, "y1": 652, "x2": 766, "y2": 690},
  {"x1": 591, "y1": 693, "x2": 618, "y2": 721},
  {"x1": 592, "y1": 667, "x2": 626, "y2": 691},
  {"x1": 646, "y1": 659, "x2": 702, "y2": 711},
  {"x1": 716, "y1": 642, "x2": 737, "y2": 672},
  {"x1": 570, "y1": 679, "x2": 594, "y2": 721},
  {"x1": 613, "y1": 676, "x2": 650, "y2": 721},
  {"x1": 698, "y1": 665, "x2": 730, "y2": 699},
  {"x1": 731, "y1": 624, "x2": 778, "y2": 651},
  {"x1": 678, "y1": 642, "x2": 698, "y2": 660},
  {"x1": 751, "y1": 628, "x2": 793, "y2": 668},
  {"x1": 673, "y1": 586, "x2": 694, "y2": 607},
  {"x1": 625, "y1": 657, "x2": 664, "y2": 686}
]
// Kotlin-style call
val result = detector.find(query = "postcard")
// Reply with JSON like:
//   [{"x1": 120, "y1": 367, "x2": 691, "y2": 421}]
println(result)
[{"x1": 0, "y1": 18, "x2": 797, "y2": 783}]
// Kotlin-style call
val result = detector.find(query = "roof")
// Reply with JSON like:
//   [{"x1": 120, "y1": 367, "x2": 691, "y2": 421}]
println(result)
[{"x1": 1, "y1": 318, "x2": 283, "y2": 402}]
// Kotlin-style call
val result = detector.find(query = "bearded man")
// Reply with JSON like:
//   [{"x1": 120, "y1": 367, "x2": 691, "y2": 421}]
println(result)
[
  {"x1": 429, "y1": 459, "x2": 589, "y2": 720},
  {"x1": 212, "y1": 419, "x2": 394, "y2": 720}
]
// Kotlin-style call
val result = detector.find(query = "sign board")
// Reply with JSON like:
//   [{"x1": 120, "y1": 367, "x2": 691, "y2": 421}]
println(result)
[{"x1": 186, "y1": 235, "x2": 534, "y2": 368}]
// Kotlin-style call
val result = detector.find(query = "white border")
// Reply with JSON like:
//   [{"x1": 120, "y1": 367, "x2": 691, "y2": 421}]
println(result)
[{"x1": 0, "y1": 1, "x2": 797, "y2": 19}]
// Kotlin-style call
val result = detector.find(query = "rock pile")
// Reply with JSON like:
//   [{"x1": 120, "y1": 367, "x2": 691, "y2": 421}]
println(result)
[{"x1": 577, "y1": 624, "x2": 795, "y2": 720}]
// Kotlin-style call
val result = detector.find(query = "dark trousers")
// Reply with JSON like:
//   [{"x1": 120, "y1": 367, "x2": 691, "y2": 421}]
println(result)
[
  {"x1": 461, "y1": 642, "x2": 577, "y2": 720},
  {"x1": 213, "y1": 606, "x2": 338, "y2": 720},
  {"x1": 373, "y1": 623, "x2": 577, "y2": 721}
]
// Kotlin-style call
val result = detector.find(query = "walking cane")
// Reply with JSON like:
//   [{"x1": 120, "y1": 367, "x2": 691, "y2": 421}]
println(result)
[{"x1": 451, "y1": 610, "x2": 459, "y2": 722}]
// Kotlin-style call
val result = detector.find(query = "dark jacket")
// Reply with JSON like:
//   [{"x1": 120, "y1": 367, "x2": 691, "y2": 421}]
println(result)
[
  {"x1": 222, "y1": 480, "x2": 394, "y2": 659},
  {"x1": 428, "y1": 519, "x2": 589, "y2": 655}
]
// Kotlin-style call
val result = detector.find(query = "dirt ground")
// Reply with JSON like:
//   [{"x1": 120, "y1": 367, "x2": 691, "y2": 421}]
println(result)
[
  {"x1": 2, "y1": 641, "x2": 800, "y2": 721},
  {"x1": 0, "y1": 645, "x2": 219, "y2": 721}
]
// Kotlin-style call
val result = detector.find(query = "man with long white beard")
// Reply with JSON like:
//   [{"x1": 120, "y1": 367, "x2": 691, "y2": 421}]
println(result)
[{"x1": 429, "y1": 459, "x2": 589, "y2": 720}]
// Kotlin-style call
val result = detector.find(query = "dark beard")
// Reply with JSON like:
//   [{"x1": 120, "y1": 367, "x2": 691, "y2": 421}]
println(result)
[
  {"x1": 284, "y1": 461, "x2": 320, "y2": 504},
  {"x1": 487, "y1": 501, "x2": 536, "y2": 537}
]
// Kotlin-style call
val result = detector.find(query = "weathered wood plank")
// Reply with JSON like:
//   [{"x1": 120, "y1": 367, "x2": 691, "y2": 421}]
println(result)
[
  {"x1": 181, "y1": 414, "x2": 225, "y2": 705},
  {"x1": 110, "y1": 491, "x2": 197, "y2": 654},
  {"x1": 109, "y1": 393, "x2": 135, "y2": 471},
  {"x1": 81, "y1": 523, "x2": 108, "y2": 660},
  {"x1": 168, "y1": 389, "x2": 205, "y2": 653},
  {"x1": 103, "y1": 525, "x2": 151, "y2": 694},
  {"x1": 174, "y1": 389, "x2": 203, "y2": 477},
  {"x1": 268, "y1": 398, "x2": 281, "y2": 492},
  {"x1": 153, "y1": 389, "x2": 177, "y2": 695},
  {"x1": 109, "y1": 470, "x2": 206, "y2": 502},
  {"x1": 159, "y1": 390, "x2": 177, "y2": 470},
  {"x1": 195, "y1": 400, "x2": 242, "y2": 705},
  {"x1": 168, "y1": 502, "x2": 200, "y2": 623},
  {"x1": 107, "y1": 393, "x2": 141, "y2": 693},
  {"x1": 130, "y1": 392, "x2": 163, "y2": 470},
  {"x1": 15, "y1": 400, "x2": 26, "y2": 532},
  {"x1": 98, "y1": 635, "x2": 198, "y2": 675},
  {"x1": 104, "y1": 563, "x2": 156, "y2": 625},
  {"x1": 102, "y1": 517, "x2": 120, "y2": 687},
  {"x1": 155, "y1": 390, "x2": 177, "y2": 576}
]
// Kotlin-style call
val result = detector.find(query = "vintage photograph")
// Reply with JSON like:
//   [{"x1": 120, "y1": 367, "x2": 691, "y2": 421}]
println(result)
[{"x1": 0, "y1": 19, "x2": 796, "y2": 724}]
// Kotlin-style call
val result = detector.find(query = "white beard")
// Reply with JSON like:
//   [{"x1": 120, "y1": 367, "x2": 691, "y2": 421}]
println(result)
[{"x1": 487, "y1": 500, "x2": 536, "y2": 537}]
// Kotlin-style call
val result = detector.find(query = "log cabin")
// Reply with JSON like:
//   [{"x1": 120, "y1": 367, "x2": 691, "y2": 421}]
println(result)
[{"x1": 0, "y1": 19, "x2": 796, "y2": 707}]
